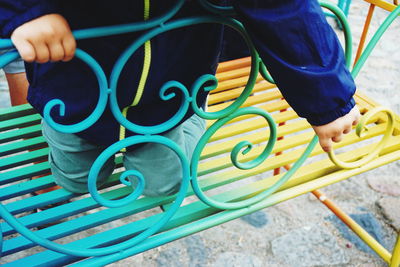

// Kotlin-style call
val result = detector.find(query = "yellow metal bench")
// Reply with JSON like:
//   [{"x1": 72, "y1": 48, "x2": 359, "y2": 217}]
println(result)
[{"x1": 0, "y1": 1, "x2": 400, "y2": 266}]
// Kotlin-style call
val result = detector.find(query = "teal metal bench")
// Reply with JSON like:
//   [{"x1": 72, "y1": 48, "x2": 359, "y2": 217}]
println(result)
[{"x1": 1, "y1": 1, "x2": 400, "y2": 266}]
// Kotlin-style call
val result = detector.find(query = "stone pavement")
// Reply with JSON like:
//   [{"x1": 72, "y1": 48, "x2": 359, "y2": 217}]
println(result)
[{"x1": 0, "y1": 1, "x2": 399, "y2": 266}]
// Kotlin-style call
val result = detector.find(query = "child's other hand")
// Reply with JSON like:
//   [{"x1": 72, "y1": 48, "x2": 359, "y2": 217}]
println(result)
[
  {"x1": 312, "y1": 106, "x2": 361, "y2": 152},
  {"x1": 11, "y1": 14, "x2": 76, "y2": 63}
]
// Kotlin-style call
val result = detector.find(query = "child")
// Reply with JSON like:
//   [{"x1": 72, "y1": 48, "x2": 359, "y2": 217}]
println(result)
[
  {"x1": 1, "y1": 0, "x2": 360, "y2": 195},
  {"x1": 0, "y1": 49, "x2": 28, "y2": 106}
]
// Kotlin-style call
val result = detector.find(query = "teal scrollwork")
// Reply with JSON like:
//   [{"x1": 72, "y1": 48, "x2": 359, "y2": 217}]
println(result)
[
  {"x1": 190, "y1": 111, "x2": 318, "y2": 210},
  {"x1": 190, "y1": 107, "x2": 277, "y2": 210},
  {"x1": 0, "y1": 0, "x2": 378, "y2": 260},
  {"x1": 42, "y1": 49, "x2": 109, "y2": 133},
  {"x1": 319, "y1": 1, "x2": 353, "y2": 67},
  {"x1": 110, "y1": 15, "x2": 259, "y2": 133},
  {"x1": 0, "y1": 135, "x2": 190, "y2": 257},
  {"x1": 196, "y1": 0, "x2": 235, "y2": 16},
  {"x1": 86, "y1": 134, "x2": 191, "y2": 248},
  {"x1": 259, "y1": 61, "x2": 275, "y2": 84},
  {"x1": 0, "y1": 50, "x2": 20, "y2": 69}
]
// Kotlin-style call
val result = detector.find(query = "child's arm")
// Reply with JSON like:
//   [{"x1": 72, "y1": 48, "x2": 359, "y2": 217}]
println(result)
[
  {"x1": 232, "y1": 0, "x2": 360, "y2": 152},
  {"x1": 10, "y1": 14, "x2": 76, "y2": 63}
]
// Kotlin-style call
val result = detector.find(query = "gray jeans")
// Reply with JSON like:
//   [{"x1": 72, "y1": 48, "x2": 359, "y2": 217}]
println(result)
[{"x1": 42, "y1": 114, "x2": 205, "y2": 196}]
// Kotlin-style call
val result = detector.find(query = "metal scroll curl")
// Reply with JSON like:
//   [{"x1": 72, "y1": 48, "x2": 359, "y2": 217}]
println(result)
[
  {"x1": 42, "y1": 49, "x2": 109, "y2": 133},
  {"x1": 324, "y1": 3, "x2": 400, "y2": 168},
  {"x1": 190, "y1": 106, "x2": 319, "y2": 210},
  {"x1": 0, "y1": 50, "x2": 20, "y2": 69},
  {"x1": 319, "y1": 1, "x2": 353, "y2": 67},
  {"x1": 72, "y1": 0, "x2": 186, "y2": 40},
  {"x1": 259, "y1": 61, "x2": 275, "y2": 84},
  {"x1": 0, "y1": 135, "x2": 190, "y2": 258},
  {"x1": 196, "y1": 0, "x2": 235, "y2": 16},
  {"x1": 328, "y1": 106, "x2": 395, "y2": 169},
  {"x1": 87, "y1": 134, "x2": 191, "y2": 248},
  {"x1": 109, "y1": 15, "x2": 260, "y2": 132}
]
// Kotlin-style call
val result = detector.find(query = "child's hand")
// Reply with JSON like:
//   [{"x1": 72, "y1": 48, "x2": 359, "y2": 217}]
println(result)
[
  {"x1": 312, "y1": 106, "x2": 361, "y2": 152},
  {"x1": 11, "y1": 14, "x2": 76, "y2": 63}
]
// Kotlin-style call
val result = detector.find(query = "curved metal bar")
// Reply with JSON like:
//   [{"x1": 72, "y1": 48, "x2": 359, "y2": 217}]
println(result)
[
  {"x1": 319, "y1": 1, "x2": 353, "y2": 67},
  {"x1": 42, "y1": 49, "x2": 109, "y2": 133},
  {"x1": 229, "y1": 109, "x2": 277, "y2": 170},
  {"x1": 190, "y1": 23, "x2": 259, "y2": 120},
  {"x1": 110, "y1": 15, "x2": 259, "y2": 132},
  {"x1": 259, "y1": 62, "x2": 275, "y2": 84},
  {"x1": 73, "y1": 0, "x2": 185, "y2": 40},
  {"x1": 190, "y1": 106, "x2": 319, "y2": 210},
  {"x1": 110, "y1": 78, "x2": 190, "y2": 135},
  {"x1": 0, "y1": 0, "x2": 186, "y2": 50},
  {"x1": 328, "y1": 4, "x2": 400, "y2": 169},
  {"x1": 0, "y1": 50, "x2": 20, "y2": 68},
  {"x1": 0, "y1": 39, "x2": 13, "y2": 50},
  {"x1": 328, "y1": 106, "x2": 395, "y2": 169},
  {"x1": 352, "y1": 4, "x2": 400, "y2": 78},
  {"x1": 196, "y1": 0, "x2": 235, "y2": 16},
  {"x1": 0, "y1": 135, "x2": 190, "y2": 257}
]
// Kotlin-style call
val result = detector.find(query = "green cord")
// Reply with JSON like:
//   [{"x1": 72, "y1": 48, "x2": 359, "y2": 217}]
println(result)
[{"x1": 120, "y1": 0, "x2": 152, "y2": 143}]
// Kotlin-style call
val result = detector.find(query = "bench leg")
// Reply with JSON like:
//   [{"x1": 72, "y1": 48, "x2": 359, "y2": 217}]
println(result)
[
  {"x1": 354, "y1": 4, "x2": 376, "y2": 65},
  {"x1": 391, "y1": 234, "x2": 400, "y2": 267},
  {"x1": 312, "y1": 190, "x2": 394, "y2": 264},
  {"x1": 273, "y1": 106, "x2": 291, "y2": 175}
]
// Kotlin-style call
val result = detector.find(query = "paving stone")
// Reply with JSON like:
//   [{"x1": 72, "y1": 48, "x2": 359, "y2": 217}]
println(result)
[
  {"x1": 271, "y1": 225, "x2": 349, "y2": 267},
  {"x1": 240, "y1": 211, "x2": 269, "y2": 228},
  {"x1": 327, "y1": 213, "x2": 386, "y2": 255},
  {"x1": 367, "y1": 176, "x2": 400, "y2": 197},
  {"x1": 156, "y1": 247, "x2": 186, "y2": 267},
  {"x1": 184, "y1": 235, "x2": 209, "y2": 267},
  {"x1": 212, "y1": 252, "x2": 263, "y2": 267},
  {"x1": 376, "y1": 197, "x2": 400, "y2": 231}
]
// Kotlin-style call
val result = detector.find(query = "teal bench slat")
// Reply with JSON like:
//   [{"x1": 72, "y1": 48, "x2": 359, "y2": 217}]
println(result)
[
  {"x1": 0, "y1": 104, "x2": 36, "y2": 121},
  {"x1": 0, "y1": 162, "x2": 50, "y2": 185},
  {"x1": 0, "y1": 148, "x2": 49, "y2": 171},
  {"x1": 3, "y1": 189, "x2": 72, "y2": 216},
  {"x1": 0, "y1": 124, "x2": 42, "y2": 144},
  {"x1": 0, "y1": 175, "x2": 56, "y2": 201},
  {"x1": 0, "y1": 114, "x2": 41, "y2": 132},
  {"x1": 0, "y1": 136, "x2": 46, "y2": 157}
]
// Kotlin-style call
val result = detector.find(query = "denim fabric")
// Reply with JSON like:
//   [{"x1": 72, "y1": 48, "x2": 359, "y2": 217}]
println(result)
[
  {"x1": 42, "y1": 114, "x2": 205, "y2": 196},
  {"x1": 0, "y1": 50, "x2": 25, "y2": 74}
]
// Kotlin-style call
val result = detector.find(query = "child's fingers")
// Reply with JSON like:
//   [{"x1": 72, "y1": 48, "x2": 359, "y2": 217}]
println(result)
[
  {"x1": 62, "y1": 36, "x2": 76, "y2": 62},
  {"x1": 33, "y1": 42, "x2": 50, "y2": 63},
  {"x1": 343, "y1": 126, "x2": 352, "y2": 134},
  {"x1": 319, "y1": 137, "x2": 332, "y2": 152},
  {"x1": 48, "y1": 42, "x2": 65, "y2": 62},
  {"x1": 11, "y1": 38, "x2": 36, "y2": 62},
  {"x1": 332, "y1": 133, "x2": 343, "y2": 143},
  {"x1": 352, "y1": 114, "x2": 360, "y2": 125}
]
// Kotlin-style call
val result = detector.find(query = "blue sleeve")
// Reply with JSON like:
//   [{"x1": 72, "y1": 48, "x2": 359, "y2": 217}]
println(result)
[
  {"x1": 232, "y1": 0, "x2": 356, "y2": 126},
  {"x1": 0, "y1": 0, "x2": 59, "y2": 37}
]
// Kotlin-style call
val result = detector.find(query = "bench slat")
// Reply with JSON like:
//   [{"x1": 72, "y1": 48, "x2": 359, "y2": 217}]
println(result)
[
  {"x1": 0, "y1": 124, "x2": 42, "y2": 144},
  {"x1": 6, "y1": 144, "x2": 400, "y2": 266},
  {"x1": 0, "y1": 114, "x2": 41, "y2": 132}
]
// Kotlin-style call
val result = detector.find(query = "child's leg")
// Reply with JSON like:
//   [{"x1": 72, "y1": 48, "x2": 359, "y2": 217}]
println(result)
[
  {"x1": 123, "y1": 114, "x2": 206, "y2": 197},
  {"x1": 42, "y1": 121, "x2": 116, "y2": 194}
]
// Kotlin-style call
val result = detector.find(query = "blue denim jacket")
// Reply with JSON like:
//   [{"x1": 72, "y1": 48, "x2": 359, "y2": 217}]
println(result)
[{"x1": 0, "y1": 0, "x2": 355, "y2": 146}]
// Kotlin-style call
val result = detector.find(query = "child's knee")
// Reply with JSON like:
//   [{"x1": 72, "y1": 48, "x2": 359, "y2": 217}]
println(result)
[
  {"x1": 142, "y1": 180, "x2": 182, "y2": 197},
  {"x1": 42, "y1": 121, "x2": 115, "y2": 193},
  {"x1": 49, "y1": 150, "x2": 115, "y2": 194}
]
